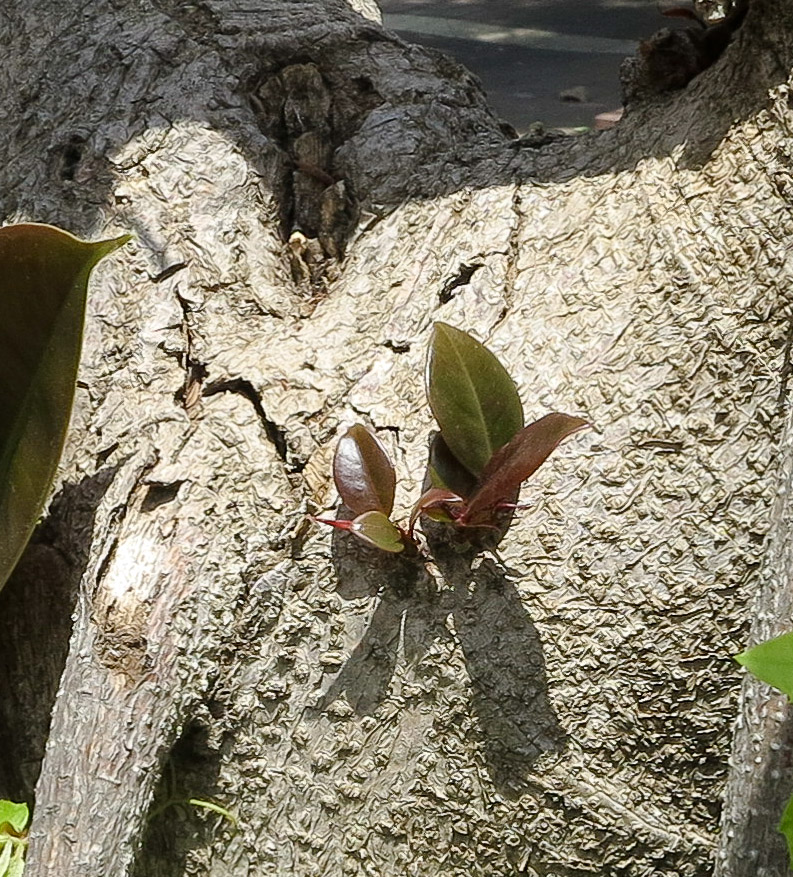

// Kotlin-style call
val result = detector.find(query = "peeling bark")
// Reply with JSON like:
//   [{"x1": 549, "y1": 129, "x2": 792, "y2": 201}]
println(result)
[{"x1": 1, "y1": 0, "x2": 793, "y2": 874}]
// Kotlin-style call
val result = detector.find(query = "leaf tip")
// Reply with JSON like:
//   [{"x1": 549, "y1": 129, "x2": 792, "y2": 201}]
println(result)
[{"x1": 89, "y1": 231, "x2": 133, "y2": 264}]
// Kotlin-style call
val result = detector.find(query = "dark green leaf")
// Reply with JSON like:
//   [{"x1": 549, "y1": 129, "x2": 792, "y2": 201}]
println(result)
[
  {"x1": 463, "y1": 413, "x2": 589, "y2": 525},
  {"x1": 736, "y1": 631, "x2": 793, "y2": 700},
  {"x1": 428, "y1": 433, "x2": 477, "y2": 499},
  {"x1": 0, "y1": 801, "x2": 28, "y2": 835},
  {"x1": 333, "y1": 424, "x2": 396, "y2": 516},
  {"x1": 0, "y1": 224, "x2": 130, "y2": 591},
  {"x1": 349, "y1": 510, "x2": 404, "y2": 553},
  {"x1": 426, "y1": 322, "x2": 523, "y2": 476},
  {"x1": 409, "y1": 487, "x2": 465, "y2": 535}
]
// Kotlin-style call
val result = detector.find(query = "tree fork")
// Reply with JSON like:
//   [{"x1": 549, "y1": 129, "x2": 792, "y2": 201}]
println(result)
[{"x1": 0, "y1": 0, "x2": 792, "y2": 874}]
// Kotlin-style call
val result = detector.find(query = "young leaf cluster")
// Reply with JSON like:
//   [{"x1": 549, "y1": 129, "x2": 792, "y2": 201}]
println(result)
[
  {"x1": 736, "y1": 631, "x2": 793, "y2": 866},
  {"x1": 313, "y1": 322, "x2": 589, "y2": 553},
  {"x1": 0, "y1": 801, "x2": 29, "y2": 877},
  {"x1": 311, "y1": 424, "x2": 405, "y2": 553}
]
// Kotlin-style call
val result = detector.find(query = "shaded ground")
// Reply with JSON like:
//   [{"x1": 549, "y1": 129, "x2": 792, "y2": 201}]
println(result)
[{"x1": 380, "y1": 0, "x2": 668, "y2": 129}]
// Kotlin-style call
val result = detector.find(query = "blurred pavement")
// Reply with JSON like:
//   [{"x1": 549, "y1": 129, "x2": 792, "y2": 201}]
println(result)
[{"x1": 379, "y1": 0, "x2": 666, "y2": 130}]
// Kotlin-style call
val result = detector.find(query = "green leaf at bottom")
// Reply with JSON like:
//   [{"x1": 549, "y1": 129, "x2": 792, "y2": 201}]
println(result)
[
  {"x1": 0, "y1": 841, "x2": 12, "y2": 876},
  {"x1": 736, "y1": 631, "x2": 793, "y2": 869},
  {"x1": 6, "y1": 851, "x2": 25, "y2": 877},
  {"x1": 350, "y1": 511, "x2": 404, "y2": 553}
]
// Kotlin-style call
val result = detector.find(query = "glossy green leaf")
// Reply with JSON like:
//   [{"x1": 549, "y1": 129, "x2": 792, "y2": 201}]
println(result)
[
  {"x1": 0, "y1": 224, "x2": 130, "y2": 591},
  {"x1": 311, "y1": 511, "x2": 404, "y2": 552},
  {"x1": 349, "y1": 510, "x2": 404, "y2": 553},
  {"x1": 463, "y1": 413, "x2": 589, "y2": 525},
  {"x1": 408, "y1": 487, "x2": 465, "y2": 536},
  {"x1": 0, "y1": 803, "x2": 27, "y2": 836},
  {"x1": 333, "y1": 424, "x2": 396, "y2": 516},
  {"x1": 426, "y1": 322, "x2": 523, "y2": 476},
  {"x1": 428, "y1": 433, "x2": 477, "y2": 499},
  {"x1": 736, "y1": 630, "x2": 793, "y2": 700}
]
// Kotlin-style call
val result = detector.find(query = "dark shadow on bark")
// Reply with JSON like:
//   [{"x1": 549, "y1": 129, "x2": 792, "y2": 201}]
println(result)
[
  {"x1": 432, "y1": 540, "x2": 567, "y2": 799},
  {"x1": 457, "y1": 559, "x2": 567, "y2": 797},
  {"x1": 0, "y1": 466, "x2": 118, "y2": 804},
  {"x1": 131, "y1": 721, "x2": 229, "y2": 877},
  {"x1": 317, "y1": 593, "x2": 402, "y2": 715},
  {"x1": 316, "y1": 526, "x2": 446, "y2": 714},
  {"x1": 319, "y1": 500, "x2": 566, "y2": 797}
]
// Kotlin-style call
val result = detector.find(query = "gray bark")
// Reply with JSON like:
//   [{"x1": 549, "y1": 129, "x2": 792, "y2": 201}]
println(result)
[{"x1": 0, "y1": 0, "x2": 792, "y2": 874}]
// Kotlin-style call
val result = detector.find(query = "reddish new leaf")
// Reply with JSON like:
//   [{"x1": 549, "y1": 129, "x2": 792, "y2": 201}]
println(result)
[
  {"x1": 462, "y1": 413, "x2": 590, "y2": 525},
  {"x1": 333, "y1": 424, "x2": 396, "y2": 516},
  {"x1": 408, "y1": 487, "x2": 465, "y2": 536}
]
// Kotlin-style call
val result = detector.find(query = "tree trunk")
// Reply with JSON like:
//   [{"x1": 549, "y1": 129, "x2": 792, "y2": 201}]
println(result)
[{"x1": 1, "y1": 0, "x2": 792, "y2": 874}]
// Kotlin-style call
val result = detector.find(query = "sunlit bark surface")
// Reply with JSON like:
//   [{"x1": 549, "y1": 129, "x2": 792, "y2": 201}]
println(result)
[{"x1": 0, "y1": 0, "x2": 792, "y2": 874}]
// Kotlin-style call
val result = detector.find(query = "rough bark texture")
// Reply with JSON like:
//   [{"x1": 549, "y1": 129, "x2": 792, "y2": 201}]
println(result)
[{"x1": 0, "y1": 0, "x2": 792, "y2": 875}]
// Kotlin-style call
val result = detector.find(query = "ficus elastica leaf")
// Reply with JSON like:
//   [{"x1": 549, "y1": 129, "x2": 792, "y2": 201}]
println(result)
[
  {"x1": 0, "y1": 223, "x2": 130, "y2": 591},
  {"x1": 461, "y1": 413, "x2": 590, "y2": 526},
  {"x1": 426, "y1": 322, "x2": 523, "y2": 477},
  {"x1": 333, "y1": 424, "x2": 396, "y2": 517}
]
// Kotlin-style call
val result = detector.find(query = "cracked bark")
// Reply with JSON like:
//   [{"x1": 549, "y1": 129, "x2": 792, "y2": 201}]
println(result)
[{"x1": 1, "y1": 0, "x2": 793, "y2": 875}]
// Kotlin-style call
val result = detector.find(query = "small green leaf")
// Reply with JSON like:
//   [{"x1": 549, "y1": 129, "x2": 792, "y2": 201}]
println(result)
[
  {"x1": 736, "y1": 631, "x2": 793, "y2": 700},
  {"x1": 780, "y1": 792, "x2": 793, "y2": 869},
  {"x1": 350, "y1": 510, "x2": 404, "y2": 553},
  {"x1": 333, "y1": 425, "x2": 396, "y2": 517},
  {"x1": 409, "y1": 487, "x2": 464, "y2": 536},
  {"x1": 737, "y1": 634, "x2": 793, "y2": 870},
  {"x1": 6, "y1": 850, "x2": 24, "y2": 877},
  {"x1": 0, "y1": 224, "x2": 130, "y2": 591},
  {"x1": 187, "y1": 798, "x2": 237, "y2": 826},
  {"x1": 0, "y1": 841, "x2": 12, "y2": 876},
  {"x1": 426, "y1": 323, "x2": 523, "y2": 476},
  {"x1": 0, "y1": 803, "x2": 28, "y2": 836},
  {"x1": 463, "y1": 413, "x2": 589, "y2": 526}
]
